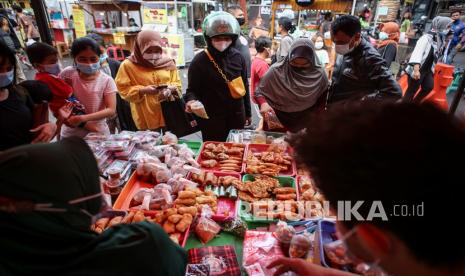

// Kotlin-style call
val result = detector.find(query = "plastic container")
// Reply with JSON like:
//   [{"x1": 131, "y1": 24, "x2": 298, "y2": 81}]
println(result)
[
  {"x1": 244, "y1": 143, "x2": 296, "y2": 176},
  {"x1": 317, "y1": 220, "x2": 337, "y2": 268},
  {"x1": 238, "y1": 175, "x2": 297, "y2": 223},
  {"x1": 196, "y1": 141, "x2": 246, "y2": 173},
  {"x1": 227, "y1": 129, "x2": 285, "y2": 144}
]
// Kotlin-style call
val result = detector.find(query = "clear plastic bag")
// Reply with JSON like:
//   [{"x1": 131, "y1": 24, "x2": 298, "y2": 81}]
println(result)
[
  {"x1": 289, "y1": 233, "x2": 312, "y2": 259},
  {"x1": 274, "y1": 220, "x2": 296, "y2": 245},
  {"x1": 264, "y1": 111, "x2": 285, "y2": 130},
  {"x1": 155, "y1": 169, "x2": 172, "y2": 183},
  {"x1": 195, "y1": 206, "x2": 221, "y2": 244},
  {"x1": 162, "y1": 131, "x2": 178, "y2": 145}
]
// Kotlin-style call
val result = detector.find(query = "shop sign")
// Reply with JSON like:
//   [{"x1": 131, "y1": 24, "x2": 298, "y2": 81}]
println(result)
[
  {"x1": 72, "y1": 5, "x2": 86, "y2": 38},
  {"x1": 143, "y1": 8, "x2": 168, "y2": 25}
]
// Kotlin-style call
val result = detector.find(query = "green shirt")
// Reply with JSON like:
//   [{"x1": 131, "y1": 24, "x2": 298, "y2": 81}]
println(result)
[{"x1": 400, "y1": 19, "x2": 411, "y2": 32}]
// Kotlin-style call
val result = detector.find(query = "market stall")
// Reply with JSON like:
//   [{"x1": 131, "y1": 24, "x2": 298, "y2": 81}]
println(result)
[
  {"x1": 79, "y1": 0, "x2": 142, "y2": 52},
  {"x1": 46, "y1": 0, "x2": 74, "y2": 46},
  {"x1": 83, "y1": 129, "x2": 379, "y2": 275}
]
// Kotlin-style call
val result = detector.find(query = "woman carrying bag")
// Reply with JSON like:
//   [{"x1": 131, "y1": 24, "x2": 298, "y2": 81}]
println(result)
[
  {"x1": 115, "y1": 30, "x2": 182, "y2": 132},
  {"x1": 185, "y1": 12, "x2": 251, "y2": 141}
]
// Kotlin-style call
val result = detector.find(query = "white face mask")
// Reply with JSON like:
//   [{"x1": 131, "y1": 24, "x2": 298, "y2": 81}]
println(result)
[
  {"x1": 212, "y1": 40, "x2": 232, "y2": 52},
  {"x1": 143, "y1": 53, "x2": 162, "y2": 64},
  {"x1": 315, "y1": 41, "x2": 324, "y2": 49},
  {"x1": 335, "y1": 38, "x2": 355, "y2": 55}
]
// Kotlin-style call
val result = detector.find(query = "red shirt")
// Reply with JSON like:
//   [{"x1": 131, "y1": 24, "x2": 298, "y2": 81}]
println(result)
[
  {"x1": 35, "y1": 72, "x2": 73, "y2": 115},
  {"x1": 250, "y1": 57, "x2": 269, "y2": 104}
]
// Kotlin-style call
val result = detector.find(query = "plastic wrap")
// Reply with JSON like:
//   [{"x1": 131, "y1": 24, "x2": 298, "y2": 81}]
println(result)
[
  {"x1": 264, "y1": 111, "x2": 285, "y2": 130},
  {"x1": 162, "y1": 131, "x2": 178, "y2": 145},
  {"x1": 243, "y1": 230, "x2": 285, "y2": 276},
  {"x1": 289, "y1": 233, "x2": 313, "y2": 259},
  {"x1": 195, "y1": 206, "x2": 221, "y2": 244},
  {"x1": 155, "y1": 169, "x2": 172, "y2": 183}
]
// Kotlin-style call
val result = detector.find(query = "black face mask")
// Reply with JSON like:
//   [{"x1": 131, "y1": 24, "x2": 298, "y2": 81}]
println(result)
[{"x1": 236, "y1": 17, "x2": 245, "y2": 26}]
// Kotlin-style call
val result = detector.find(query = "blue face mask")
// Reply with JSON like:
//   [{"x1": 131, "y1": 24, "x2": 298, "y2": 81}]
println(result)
[
  {"x1": 100, "y1": 53, "x2": 108, "y2": 64},
  {"x1": 76, "y1": 62, "x2": 100, "y2": 75},
  {"x1": 41, "y1": 63, "x2": 61, "y2": 76},
  {"x1": 378, "y1": 31, "x2": 389, "y2": 41},
  {"x1": 0, "y1": 70, "x2": 14, "y2": 88}
]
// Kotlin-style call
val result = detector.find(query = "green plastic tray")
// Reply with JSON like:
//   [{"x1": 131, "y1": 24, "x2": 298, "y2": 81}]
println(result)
[
  {"x1": 178, "y1": 140, "x2": 202, "y2": 156},
  {"x1": 238, "y1": 175, "x2": 296, "y2": 223}
]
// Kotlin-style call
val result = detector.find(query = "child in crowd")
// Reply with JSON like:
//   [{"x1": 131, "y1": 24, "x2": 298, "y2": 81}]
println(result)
[
  {"x1": 312, "y1": 34, "x2": 330, "y2": 77},
  {"x1": 59, "y1": 37, "x2": 117, "y2": 138}
]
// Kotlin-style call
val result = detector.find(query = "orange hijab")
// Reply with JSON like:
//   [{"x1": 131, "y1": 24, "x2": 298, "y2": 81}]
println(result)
[
  {"x1": 129, "y1": 30, "x2": 176, "y2": 70},
  {"x1": 377, "y1": 22, "x2": 400, "y2": 48}
]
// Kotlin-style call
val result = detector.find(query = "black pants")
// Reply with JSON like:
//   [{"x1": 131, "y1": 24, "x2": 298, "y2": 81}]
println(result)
[
  {"x1": 403, "y1": 71, "x2": 434, "y2": 103},
  {"x1": 197, "y1": 110, "x2": 245, "y2": 142}
]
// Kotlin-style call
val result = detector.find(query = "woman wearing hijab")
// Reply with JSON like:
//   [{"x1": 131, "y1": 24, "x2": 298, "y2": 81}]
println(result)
[
  {"x1": 0, "y1": 137, "x2": 187, "y2": 275},
  {"x1": 255, "y1": 38, "x2": 329, "y2": 132},
  {"x1": 377, "y1": 22, "x2": 400, "y2": 69},
  {"x1": 115, "y1": 30, "x2": 181, "y2": 131},
  {"x1": 404, "y1": 16, "x2": 452, "y2": 103},
  {"x1": 185, "y1": 12, "x2": 251, "y2": 141}
]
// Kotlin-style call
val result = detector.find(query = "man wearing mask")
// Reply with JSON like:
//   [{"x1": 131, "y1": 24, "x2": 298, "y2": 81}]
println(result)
[
  {"x1": 328, "y1": 15, "x2": 401, "y2": 106},
  {"x1": 228, "y1": 5, "x2": 251, "y2": 80},
  {"x1": 447, "y1": 10, "x2": 465, "y2": 64}
]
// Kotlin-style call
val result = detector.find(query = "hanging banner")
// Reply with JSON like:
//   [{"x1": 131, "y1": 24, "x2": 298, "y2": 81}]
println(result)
[
  {"x1": 72, "y1": 5, "x2": 86, "y2": 38},
  {"x1": 143, "y1": 8, "x2": 168, "y2": 25},
  {"x1": 113, "y1": 32, "x2": 126, "y2": 45},
  {"x1": 160, "y1": 33, "x2": 185, "y2": 67}
]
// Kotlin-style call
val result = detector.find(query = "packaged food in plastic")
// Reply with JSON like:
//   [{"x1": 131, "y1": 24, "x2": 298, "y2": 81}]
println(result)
[
  {"x1": 268, "y1": 138, "x2": 288, "y2": 153},
  {"x1": 167, "y1": 156, "x2": 186, "y2": 169},
  {"x1": 162, "y1": 131, "x2": 178, "y2": 145},
  {"x1": 195, "y1": 206, "x2": 221, "y2": 244},
  {"x1": 155, "y1": 169, "x2": 172, "y2": 183},
  {"x1": 274, "y1": 221, "x2": 296, "y2": 253},
  {"x1": 179, "y1": 178, "x2": 198, "y2": 190},
  {"x1": 243, "y1": 230, "x2": 285, "y2": 276},
  {"x1": 101, "y1": 141, "x2": 129, "y2": 151},
  {"x1": 289, "y1": 233, "x2": 313, "y2": 259},
  {"x1": 264, "y1": 110, "x2": 284, "y2": 130},
  {"x1": 221, "y1": 218, "x2": 248, "y2": 237},
  {"x1": 136, "y1": 162, "x2": 158, "y2": 178},
  {"x1": 132, "y1": 188, "x2": 156, "y2": 210},
  {"x1": 185, "y1": 264, "x2": 210, "y2": 276},
  {"x1": 183, "y1": 164, "x2": 202, "y2": 175},
  {"x1": 191, "y1": 101, "x2": 209, "y2": 119}
]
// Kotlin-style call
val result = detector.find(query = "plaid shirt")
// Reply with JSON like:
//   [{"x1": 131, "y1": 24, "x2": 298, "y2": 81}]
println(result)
[{"x1": 188, "y1": 245, "x2": 241, "y2": 276}]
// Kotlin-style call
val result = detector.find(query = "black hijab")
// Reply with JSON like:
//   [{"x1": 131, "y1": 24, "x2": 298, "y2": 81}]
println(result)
[{"x1": 0, "y1": 138, "x2": 187, "y2": 275}]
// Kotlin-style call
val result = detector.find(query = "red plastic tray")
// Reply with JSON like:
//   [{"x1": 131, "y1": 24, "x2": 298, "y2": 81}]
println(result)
[
  {"x1": 196, "y1": 141, "x2": 246, "y2": 173},
  {"x1": 243, "y1": 143, "x2": 296, "y2": 176},
  {"x1": 187, "y1": 170, "x2": 240, "y2": 222},
  {"x1": 113, "y1": 172, "x2": 156, "y2": 210}
]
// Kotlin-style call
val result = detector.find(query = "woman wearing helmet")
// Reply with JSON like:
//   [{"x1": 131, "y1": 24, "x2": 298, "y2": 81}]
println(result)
[{"x1": 185, "y1": 12, "x2": 251, "y2": 141}]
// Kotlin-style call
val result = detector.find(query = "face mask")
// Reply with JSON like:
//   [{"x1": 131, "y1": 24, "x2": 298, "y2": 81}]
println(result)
[
  {"x1": 0, "y1": 69, "x2": 14, "y2": 88},
  {"x1": 143, "y1": 53, "x2": 162, "y2": 65},
  {"x1": 335, "y1": 38, "x2": 355, "y2": 55},
  {"x1": 99, "y1": 53, "x2": 108, "y2": 64},
  {"x1": 236, "y1": 17, "x2": 245, "y2": 26},
  {"x1": 212, "y1": 40, "x2": 232, "y2": 52},
  {"x1": 76, "y1": 62, "x2": 100, "y2": 75},
  {"x1": 315, "y1": 41, "x2": 324, "y2": 49},
  {"x1": 41, "y1": 63, "x2": 61, "y2": 76},
  {"x1": 378, "y1": 32, "x2": 389, "y2": 41}
]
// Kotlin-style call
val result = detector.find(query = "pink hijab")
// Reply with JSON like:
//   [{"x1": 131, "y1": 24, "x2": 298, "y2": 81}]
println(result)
[{"x1": 129, "y1": 30, "x2": 176, "y2": 70}]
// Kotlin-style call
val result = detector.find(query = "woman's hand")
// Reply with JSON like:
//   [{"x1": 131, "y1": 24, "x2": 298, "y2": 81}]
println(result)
[
  {"x1": 259, "y1": 102, "x2": 273, "y2": 116},
  {"x1": 412, "y1": 70, "x2": 421, "y2": 80},
  {"x1": 267, "y1": 257, "x2": 356, "y2": 276},
  {"x1": 67, "y1": 115, "x2": 85, "y2": 127},
  {"x1": 30, "y1": 122, "x2": 57, "y2": 144},
  {"x1": 185, "y1": 100, "x2": 195, "y2": 113},
  {"x1": 57, "y1": 102, "x2": 73, "y2": 122}
]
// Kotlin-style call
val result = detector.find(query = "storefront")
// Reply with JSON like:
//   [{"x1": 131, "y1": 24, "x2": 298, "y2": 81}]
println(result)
[{"x1": 45, "y1": 0, "x2": 74, "y2": 46}]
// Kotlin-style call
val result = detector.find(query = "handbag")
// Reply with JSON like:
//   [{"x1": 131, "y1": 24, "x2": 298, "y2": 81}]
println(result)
[
  {"x1": 204, "y1": 49, "x2": 246, "y2": 99},
  {"x1": 160, "y1": 93, "x2": 199, "y2": 137}
]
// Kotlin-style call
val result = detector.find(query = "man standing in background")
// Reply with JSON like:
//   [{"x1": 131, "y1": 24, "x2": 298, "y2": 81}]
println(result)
[
  {"x1": 12, "y1": 5, "x2": 40, "y2": 45},
  {"x1": 228, "y1": 5, "x2": 251, "y2": 80},
  {"x1": 447, "y1": 10, "x2": 465, "y2": 64}
]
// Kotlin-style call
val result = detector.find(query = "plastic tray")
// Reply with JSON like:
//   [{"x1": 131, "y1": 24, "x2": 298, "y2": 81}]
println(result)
[
  {"x1": 318, "y1": 220, "x2": 337, "y2": 268},
  {"x1": 196, "y1": 141, "x2": 246, "y2": 173},
  {"x1": 227, "y1": 129, "x2": 286, "y2": 144},
  {"x1": 178, "y1": 139, "x2": 202, "y2": 156},
  {"x1": 113, "y1": 172, "x2": 156, "y2": 210},
  {"x1": 238, "y1": 175, "x2": 297, "y2": 223},
  {"x1": 243, "y1": 143, "x2": 296, "y2": 176},
  {"x1": 187, "y1": 171, "x2": 241, "y2": 222}
]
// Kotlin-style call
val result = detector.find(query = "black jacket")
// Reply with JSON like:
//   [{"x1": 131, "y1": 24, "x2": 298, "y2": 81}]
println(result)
[
  {"x1": 329, "y1": 39, "x2": 401, "y2": 104},
  {"x1": 185, "y1": 45, "x2": 251, "y2": 119},
  {"x1": 232, "y1": 34, "x2": 251, "y2": 78},
  {"x1": 377, "y1": 43, "x2": 397, "y2": 68}
]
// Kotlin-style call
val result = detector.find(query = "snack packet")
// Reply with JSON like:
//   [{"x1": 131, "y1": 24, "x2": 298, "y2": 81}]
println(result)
[
  {"x1": 195, "y1": 206, "x2": 221, "y2": 244},
  {"x1": 191, "y1": 101, "x2": 209, "y2": 119}
]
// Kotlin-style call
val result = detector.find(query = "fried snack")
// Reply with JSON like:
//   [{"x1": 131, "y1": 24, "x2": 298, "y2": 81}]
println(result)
[
  {"x1": 201, "y1": 160, "x2": 217, "y2": 168},
  {"x1": 176, "y1": 213, "x2": 193, "y2": 232},
  {"x1": 132, "y1": 211, "x2": 146, "y2": 223},
  {"x1": 163, "y1": 221, "x2": 176, "y2": 234},
  {"x1": 196, "y1": 196, "x2": 215, "y2": 204},
  {"x1": 107, "y1": 216, "x2": 123, "y2": 228},
  {"x1": 216, "y1": 153, "x2": 229, "y2": 160},
  {"x1": 95, "y1": 217, "x2": 110, "y2": 230},
  {"x1": 170, "y1": 233, "x2": 182, "y2": 244},
  {"x1": 238, "y1": 190, "x2": 256, "y2": 202},
  {"x1": 202, "y1": 151, "x2": 215, "y2": 159},
  {"x1": 178, "y1": 190, "x2": 196, "y2": 199},
  {"x1": 175, "y1": 198, "x2": 196, "y2": 206},
  {"x1": 168, "y1": 214, "x2": 183, "y2": 224},
  {"x1": 205, "y1": 143, "x2": 216, "y2": 151},
  {"x1": 301, "y1": 188, "x2": 316, "y2": 201},
  {"x1": 164, "y1": 208, "x2": 178, "y2": 217},
  {"x1": 178, "y1": 206, "x2": 198, "y2": 217},
  {"x1": 226, "y1": 147, "x2": 244, "y2": 155},
  {"x1": 219, "y1": 160, "x2": 241, "y2": 165},
  {"x1": 205, "y1": 172, "x2": 217, "y2": 185},
  {"x1": 273, "y1": 187, "x2": 296, "y2": 194},
  {"x1": 213, "y1": 143, "x2": 227, "y2": 154},
  {"x1": 121, "y1": 211, "x2": 135, "y2": 224},
  {"x1": 154, "y1": 212, "x2": 166, "y2": 224},
  {"x1": 276, "y1": 193, "x2": 297, "y2": 200},
  {"x1": 221, "y1": 176, "x2": 237, "y2": 186}
]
